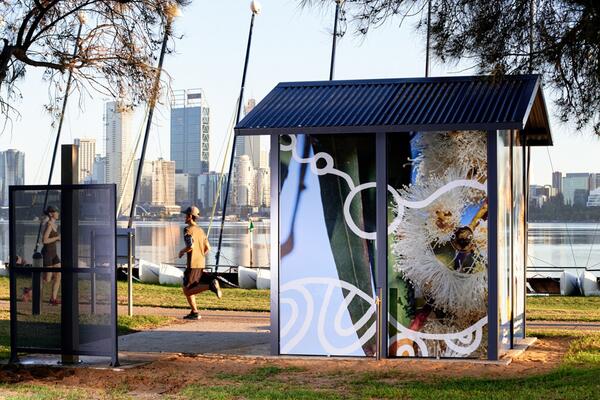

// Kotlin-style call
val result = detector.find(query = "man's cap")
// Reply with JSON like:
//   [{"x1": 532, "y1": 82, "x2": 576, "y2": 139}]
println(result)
[
  {"x1": 44, "y1": 205, "x2": 59, "y2": 215},
  {"x1": 182, "y1": 206, "x2": 200, "y2": 217}
]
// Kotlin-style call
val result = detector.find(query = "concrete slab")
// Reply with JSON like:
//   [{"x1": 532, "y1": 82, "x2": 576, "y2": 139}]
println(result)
[{"x1": 119, "y1": 310, "x2": 271, "y2": 356}]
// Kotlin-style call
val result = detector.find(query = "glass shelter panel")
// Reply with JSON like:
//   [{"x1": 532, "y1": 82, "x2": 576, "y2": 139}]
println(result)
[
  {"x1": 279, "y1": 134, "x2": 377, "y2": 357},
  {"x1": 9, "y1": 185, "x2": 116, "y2": 359},
  {"x1": 497, "y1": 130, "x2": 513, "y2": 352},
  {"x1": 387, "y1": 131, "x2": 489, "y2": 359},
  {"x1": 11, "y1": 189, "x2": 62, "y2": 351},
  {"x1": 512, "y1": 132, "x2": 526, "y2": 339}
]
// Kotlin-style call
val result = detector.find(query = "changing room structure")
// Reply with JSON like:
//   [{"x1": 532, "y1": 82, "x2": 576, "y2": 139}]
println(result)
[{"x1": 235, "y1": 74, "x2": 553, "y2": 360}]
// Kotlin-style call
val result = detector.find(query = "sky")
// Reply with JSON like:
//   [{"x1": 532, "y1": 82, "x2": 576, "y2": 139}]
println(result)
[{"x1": 0, "y1": 0, "x2": 598, "y2": 186}]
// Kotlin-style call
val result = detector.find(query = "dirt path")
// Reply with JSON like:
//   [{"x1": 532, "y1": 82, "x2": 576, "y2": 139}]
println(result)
[{"x1": 0, "y1": 335, "x2": 572, "y2": 397}]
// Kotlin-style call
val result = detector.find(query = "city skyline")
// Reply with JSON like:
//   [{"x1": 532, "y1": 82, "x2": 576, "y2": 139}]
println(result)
[{"x1": 1, "y1": 1, "x2": 599, "y2": 188}]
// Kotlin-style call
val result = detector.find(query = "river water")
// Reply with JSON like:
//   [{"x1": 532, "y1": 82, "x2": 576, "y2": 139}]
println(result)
[{"x1": 1, "y1": 221, "x2": 599, "y2": 272}]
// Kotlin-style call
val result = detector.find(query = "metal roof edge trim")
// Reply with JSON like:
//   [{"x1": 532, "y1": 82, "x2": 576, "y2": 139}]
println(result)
[
  {"x1": 272, "y1": 74, "x2": 542, "y2": 88},
  {"x1": 234, "y1": 122, "x2": 521, "y2": 136}
]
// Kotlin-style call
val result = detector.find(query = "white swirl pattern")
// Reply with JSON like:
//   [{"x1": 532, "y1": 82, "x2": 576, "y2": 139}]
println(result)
[
  {"x1": 280, "y1": 134, "x2": 488, "y2": 357},
  {"x1": 282, "y1": 134, "x2": 486, "y2": 240}
]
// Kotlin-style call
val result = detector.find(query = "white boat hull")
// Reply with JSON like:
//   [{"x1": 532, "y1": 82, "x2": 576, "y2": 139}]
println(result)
[
  {"x1": 560, "y1": 271, "x2": 580, "y2": 296},
  {"x1": 580, "y1": 270, "x2": 600, "y2": 296}
]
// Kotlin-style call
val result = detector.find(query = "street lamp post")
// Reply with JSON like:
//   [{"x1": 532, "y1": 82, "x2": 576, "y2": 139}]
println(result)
[
  {"x1": 128, "y1": 3, "x2": 181, "y2": 229},
  {"x1": 329, "y1": 0, "x2": 343, "y2": 80},
  {"x1": 214, "y1": 1, "x2": 261, "y2": 270}
]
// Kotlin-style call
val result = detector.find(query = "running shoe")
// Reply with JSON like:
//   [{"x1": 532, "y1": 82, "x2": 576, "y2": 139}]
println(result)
[
  {"x1": 210, "y1": 279, "x2": 222, "y2": 299},
  {"x1": 183, "y1": 311, "x2": 201, "y2": 320}
]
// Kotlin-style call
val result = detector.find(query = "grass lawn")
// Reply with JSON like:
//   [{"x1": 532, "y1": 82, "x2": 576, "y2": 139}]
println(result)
[
  {"x1": 0, "y1": 277, "x2": 270, "y2": 312},
  {"x1": 527, "y1": 296, "x2": 600, "y2": 322},
  {"x1": 116, "y1": 280, "x2": 270, "y2": 312}
]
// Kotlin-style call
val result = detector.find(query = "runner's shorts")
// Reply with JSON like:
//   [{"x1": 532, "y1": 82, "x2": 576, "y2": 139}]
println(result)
[{"x1": 183, "y1": 268, "x2": 213, "y2": 289}]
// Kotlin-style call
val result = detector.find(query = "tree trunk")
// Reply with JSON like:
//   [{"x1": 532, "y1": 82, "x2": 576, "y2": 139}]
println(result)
[{"x1": 0, "y1": 39, "x2": 14, "y2": 91}]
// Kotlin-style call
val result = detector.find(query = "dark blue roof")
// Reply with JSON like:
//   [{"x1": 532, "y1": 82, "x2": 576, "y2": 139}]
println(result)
[{"x1": 235, "y1": 75, "x2": 552, "y2": 145}]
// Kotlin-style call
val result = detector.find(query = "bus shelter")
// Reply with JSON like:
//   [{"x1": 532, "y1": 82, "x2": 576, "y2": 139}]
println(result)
[
  {"x1": 9, "y1": 184, "x2": 118, "y2": 365},
  {"x1": 235, "y1": 75, "x2": 553, "y2": 360}
]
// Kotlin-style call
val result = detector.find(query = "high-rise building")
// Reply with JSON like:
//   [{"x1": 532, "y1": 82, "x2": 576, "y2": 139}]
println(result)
[
  {"x1": 255, "y1": 167, "x2": 270, "y2": 207},
  {"x1": 0, "y1": 149, "x2": 25, "y2": 206},
  {"x1": 552, "y1": 171, "x2": 562, "y2": 196},
  {"x1": 587, "y1": 188, "x2": 600, "y2": 207},
  {"x1": 198, "y1": 172, "x2": 226, "y2": 212},
  {"x1": 235, "y1": 98, "x2": 263, "y2": 170},
  {"x1": 175, "y1": 173, "x2": 198, "y2": 207},
  {"x1": 233, "y1": 155, "x2": 256, "y2": 207},
  {"x1": 170, "y1": 89, "x2": 210, "y2": 174},
  {"x1": 134, "y1": 159, "x2": 153, "y2": 204},
  {"x1": 589, "y1": 173, "x2": 600, "y2": 191},
  {"x1": 151, "y1": 159, "x2": 176, "y2": 206},
  {"x1": 91, "y1": 155, "x2": 107, "y2": 184},
  {"x1": 74, "y1": 138, "x2": 96, "y2": 183},
  {"x1": 105, "y1": 101, "x2": 134, "y2": 215},
  {"x1": 562, "y1": 173, "x2": 589, "y2": 205}
]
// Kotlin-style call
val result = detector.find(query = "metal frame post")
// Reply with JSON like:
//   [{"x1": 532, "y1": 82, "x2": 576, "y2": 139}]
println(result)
[
  {"x1": 8, "y1": 187, "x2": 18, "y2": 364},
  {"x1": 269, "y1": 133, "x2": 280, "y2": 355},
  {"x1": 90, "y1": 230, "x2": 96, "y2": 315},
  {"x1": 110, "y1": 185, "x2": 120, "y2": 367},
  {"x1": 375, "y1": 131, "x2": 388, "y2": 359},
  {"x1": 61, "y1": 144, "x2": 80, "y2": 364},
  {"x1": 487, "y1": 130, "x2": 499, "y2": 361},
  {"x1": 128, "y1": 231, "x2": 134, "y2": 317}
]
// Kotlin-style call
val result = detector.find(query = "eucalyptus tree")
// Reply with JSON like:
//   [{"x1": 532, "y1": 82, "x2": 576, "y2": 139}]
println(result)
[
  {"x1": 302, "y1": 0, "x2": 599, "y2": 133},
  {"x1": 0, "y1": 0, "x2": 188, "y2": 121}
]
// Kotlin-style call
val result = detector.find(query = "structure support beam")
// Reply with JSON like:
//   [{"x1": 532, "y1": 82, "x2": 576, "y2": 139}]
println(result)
[
  {"x1": 487, "y1": 131, "x2": 499, "y2": 361},
  {"x1": 375, "y1": 132, "x2": 388, "y2": 359},
  {"x1": 269, "y1": 133, "x2": 280, "y2": 356}
]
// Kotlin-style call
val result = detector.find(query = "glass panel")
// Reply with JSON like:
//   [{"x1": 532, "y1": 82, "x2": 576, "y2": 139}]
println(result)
[
  {"x1": 10, "y1": 186, "x2": 116, "y2": 357},
  {"x1": 512, "y1": 132, "x2": 525, "y2": 339},
  {"x1": 75, "y1": 187, "x2": 115, "y2": 354},
  {"x1": 12, "y1": 189, "x2": 62, "y2": 351},
  {"x1": 387, "y1": 131, "x2": 489, "y2": 359},
  {"x1": 497, "y1": 130, "x2": 512, "y2": 352},
  {"x1": 279, "y1": 133, "x2": 376, "y2": 357}
]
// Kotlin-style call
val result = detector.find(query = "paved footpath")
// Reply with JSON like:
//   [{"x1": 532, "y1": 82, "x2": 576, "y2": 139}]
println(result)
[{"x1": 119, "y1": 308, "x2": 271, "y2": 356}]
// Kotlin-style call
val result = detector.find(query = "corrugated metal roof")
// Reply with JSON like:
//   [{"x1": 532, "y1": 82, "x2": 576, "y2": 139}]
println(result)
[{"x1": 235, "y1": 74, "x2": 552, "y2": 145}]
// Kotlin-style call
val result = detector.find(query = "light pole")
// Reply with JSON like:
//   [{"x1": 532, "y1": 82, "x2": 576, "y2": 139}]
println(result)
[
  {"x1": 34, "y1": 12, "x2": 86, "y2": 255},
  {"x1": 425, "y1": 0, "x2": 431, "y2": 77},
  {"x1": 215, "y1": 0, "x2": 261, "y2": 270},
  {"x1": 128, "y1": 2, "x2": 181, "y2": 229},
  {"x1": 329, "y1": 0, "x2": 343, "y2": 80}
]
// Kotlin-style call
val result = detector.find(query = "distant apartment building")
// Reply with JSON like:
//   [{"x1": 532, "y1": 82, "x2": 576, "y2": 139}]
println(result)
[
  {"x1": 151, "y1": 159, "x2": 175, "y2": 206},
  {"x1": 589, "y1": 173, "x2": 600, "y2": 191},
  {"x1": 528, "y1": 185, "x2": 548, "y2": 208},
  {"x1": 197, "y1": 172, "x2": 226, "y2": 212},
  {"x1": 170, "y1": 89, "x2": 210, "y2": 175},
  {"x1": 587, "y1": 188, "x2": 600, "y2": 207},
  {"x1": 74, "y1": 138, "x2": 96, "y2": 183},
  {"x1": 0, "y1": 149, "x2": 25, "y2": 207},
  {"x1": 175, "y1": 173, "x2": 198, "y2": 207},
  {"x1": 552, "y1": 171, "x2": 562, "y2": 196},
  {"x1": 105, "y1": 101, "x2": 134, "y2": 216},
  {"x1": 562, "y1": 173, "x2": 590, "y2": 205},
  {"x1": 255, "y1": 167, "x2": 270, "y2": 207},
  {"x1": 134, "y1": 159, "x2": 153, "y2": 204},
  {"x1": 233, "y1": 155, "x2": 256, "y2": 207},
  {"x1": 91, "y1": 155, "x2": 107, "y2": 184}
]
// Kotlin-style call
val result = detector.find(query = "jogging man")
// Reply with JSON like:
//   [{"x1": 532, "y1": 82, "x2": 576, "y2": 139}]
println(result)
[{"x1": 178, "y1": 206, "x2": 222, "y2": 320}]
